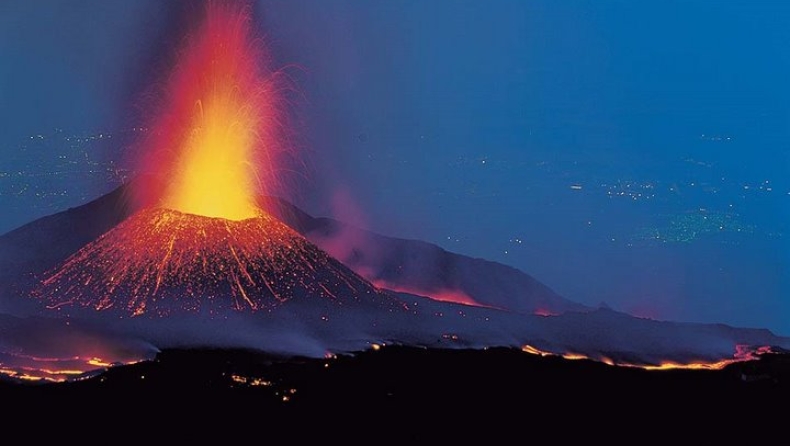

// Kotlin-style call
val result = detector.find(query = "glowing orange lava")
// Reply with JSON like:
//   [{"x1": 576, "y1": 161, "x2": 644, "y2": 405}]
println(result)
[
  {"x1": 521, "y1": 344, "x2": 774, "y2": 371},
  {"x1": 139, "y1": 1, "x2": 283, "y2": 220},
  {"x1": 371, "y1": 280, "x2": 495, "y2": 309},
  {"x1": 0, "y1": 352, "x2": 143, "y2": 383}
]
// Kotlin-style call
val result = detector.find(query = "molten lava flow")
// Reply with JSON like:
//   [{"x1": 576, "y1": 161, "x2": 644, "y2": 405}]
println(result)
[
  {"x1": 0, "y1": 352, "x2": 145, "y2": 383},
  {"x1": 370, "y1": 280, "x2": 496, "y2": 309},
  {"x1": 36, "y1": 208, "x2": 397, "y2": 316},
  {"x1": 521, "y1": 344, "x2": 774, "y2": 371},
  {"x1": 139, "y1": 1, "x2": 283, "y2": 220}
]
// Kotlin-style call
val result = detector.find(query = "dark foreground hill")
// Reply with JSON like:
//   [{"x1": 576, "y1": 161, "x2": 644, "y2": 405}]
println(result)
[{"x1": 2, "y1": 347, "x2": 787, "y2": 435}]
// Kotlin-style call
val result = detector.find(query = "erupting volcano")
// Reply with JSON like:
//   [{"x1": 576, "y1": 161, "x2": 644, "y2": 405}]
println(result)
[
  {"x1": 34, "y1": 2, "x2": 376, "y2": 316},
  {"x1": 1, "y1": 1, "x2": 789, "y2": 389}
]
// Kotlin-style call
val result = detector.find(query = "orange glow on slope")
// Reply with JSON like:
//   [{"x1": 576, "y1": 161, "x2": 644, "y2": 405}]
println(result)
[
  {"x1": 0, "y1": 353, "x2": 143, "y2": 383},
  {"x1": 36, "y1": 208, "x2": 399, "y2": 316},
  {"x1": 533, "y1": 308, "x2": 557, "y2": 317},
  {"x1": 521, "y1": 344, "x2": 774, "y2": 371},
  {"x1": 371, "y1": 280, "x2": 495, "y2": 308},
  {"x1": 140, "y1": 1, "x2": 284, "y2": 220}
]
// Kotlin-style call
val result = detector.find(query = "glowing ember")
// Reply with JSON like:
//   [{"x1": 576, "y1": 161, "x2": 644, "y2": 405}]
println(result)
[
  {"x1": 36, "y1": 208, "x2": 397, "y2": 316},
  {"x1": 230, "y1": 375, "x2": 272, "y2": 387},
  {"x1": 139, "y1": 1, "x2": 284, "y2": 220}
]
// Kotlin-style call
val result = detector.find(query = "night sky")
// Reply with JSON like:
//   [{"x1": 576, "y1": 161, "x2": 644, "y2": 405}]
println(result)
[{"x1": 1, "y1": 1, "x2": 788, "y2": 334}]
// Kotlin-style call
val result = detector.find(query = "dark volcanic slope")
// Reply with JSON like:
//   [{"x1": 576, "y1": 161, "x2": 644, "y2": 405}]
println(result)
[
  {"x1": 0, "y1": 185, "x2": 133, "y2": 290},
  {"x1": 0, "y1": 181, "x2": 580, "y2": 315},
  {"x1": 2, "y1": 347, "x2": 788, "y2": 432}
]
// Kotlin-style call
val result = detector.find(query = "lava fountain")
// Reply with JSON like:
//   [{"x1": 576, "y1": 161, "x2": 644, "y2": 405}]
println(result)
[{"x1": 137, "y1": 0, "x2": 283, "y2": 219}]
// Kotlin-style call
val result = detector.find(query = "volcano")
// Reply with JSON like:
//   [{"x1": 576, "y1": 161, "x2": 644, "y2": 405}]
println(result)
[
  {"x1": 22, "y1": 1, "x2": 405, "y2": 319},
  {"x1": 2, "y1": 185, "x2": 788, "y2": 373},
  {"x1": 2, "y1": 1, "x2": 790, "y2": 382},
  {"x1": 35, "y1": 207, "x2": 397, "y2": 317}
]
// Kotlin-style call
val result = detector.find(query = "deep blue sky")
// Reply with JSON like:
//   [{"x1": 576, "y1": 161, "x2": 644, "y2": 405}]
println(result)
[{"x1": 1, "y1": 1, "x2": 788, "y2": 334}]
